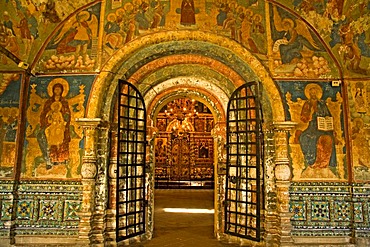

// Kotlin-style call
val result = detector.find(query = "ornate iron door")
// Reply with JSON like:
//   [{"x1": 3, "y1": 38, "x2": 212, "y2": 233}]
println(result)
[
  {"x1": 117, "y1": 80, "x2": 146, "y2": 241},
  {"x1": 224, "y1": 82, "x2": 264, "y2": 241}
]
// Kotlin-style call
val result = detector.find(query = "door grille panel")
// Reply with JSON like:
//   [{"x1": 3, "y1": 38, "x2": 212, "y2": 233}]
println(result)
[
  {"x1": 117, "y1": 80, "x2": 146, "y2": 241},
  {"x1": 225, "y1": 82, "x2": 263, "y2": 241}
]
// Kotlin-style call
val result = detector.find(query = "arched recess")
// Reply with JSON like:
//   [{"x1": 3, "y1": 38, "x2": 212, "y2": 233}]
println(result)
[
  {"x1": 81, "y1": 30, "x2": 289, "y2": 245},
  {"x1": 87, "y1": 31, "x2": 284, "y2": 121},
  {"x1": 145, "y1": 81, "x2": 227, "y2": 123}
]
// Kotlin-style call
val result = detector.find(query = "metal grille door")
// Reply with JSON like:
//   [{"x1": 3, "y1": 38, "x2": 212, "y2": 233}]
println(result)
[
  {"x1": 117, "y1": 80, "x2": 146, "y2": 241},
  {"x1": 224, "y1": 82, "x2": 263, "y2": 241}
]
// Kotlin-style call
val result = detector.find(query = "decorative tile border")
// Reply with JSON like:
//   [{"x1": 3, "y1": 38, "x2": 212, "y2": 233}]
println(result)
[
  {"x1": 311, "y1": 201, "x2": 330, "y2": 221},
  {"x1": 290, "y1": 182, "x2": 369, "y2": 237},
  {"x1": 0, "y1": 201, "x2": 12, "y2": 221},
  {"x1": 64, "y1": 200, "x2": 81, "y2": 221},
  {"x1": 333, "y1": 201, "x2": 351, "y2": 222},
  {"x1": 290, "y1": 201, "x2": 306, "y2": 221},
  {"x1": 0, "y1": 180, "x2": 82, "y2": 235},
  {"x1": 17, "y1": 200, "x2": 33, "y2": 220}
]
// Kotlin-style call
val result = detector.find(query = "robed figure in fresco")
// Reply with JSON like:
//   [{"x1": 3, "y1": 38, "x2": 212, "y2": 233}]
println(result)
[
  {"x1": 298, "y1": 84, "x2": 337, "y2": 169},
  {"x1": 272, "y1": 5, "x2": 321, "y2": 64},
  {"x1": 180, "y1": 0, "x2": 196, "y2": 26},
  {"x1": 37, "y1": 82, "x2": 71, "y2": 169},
  {"x1": 25, "y1": 77, "x2": 86, "y2": 178}
]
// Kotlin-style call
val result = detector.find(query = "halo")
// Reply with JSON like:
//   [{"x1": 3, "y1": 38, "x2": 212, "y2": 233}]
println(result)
[
  {"x1": 105, "y1": 33, "x2": 124, "y2": 48},
  {"x1": 107, "y1": 13, "x2": 117, "y2": 22},
  {"x1": 355, "y1": 82, "x2": 364, "y2": 89},
  {"x1": 353, "y1": 117, "x2": 364, "y2": 128},
  {"x1": 47, "y1": 78, "x2": 69, "y2": 97},
  {"x1": 132, "y1": 0, "x2": 142, "y2": 8},
  {"x1": 304, "y1": 83, "x2": 323, "y2": 99},
  {"x1": 245, "y1": 9, "x2": 253, "y2": 17},
  {"x1": 236, "y1": 6, "x2": 244, "y2": 14},
  {"x1": 77, "y1": 11, "x2": 90, "y2": 22},
  {"x1": 124, "y1": 2, "x2": 134, "y2": 12},
  {"x1": 254, "y1": 14, "x2": 262, "y2": 22},
  {"x1": 282, "y1": 18, "x2": 295, "y2": 28},
  {"x1": 115, "y1": 8, "x2": 125, "y2": 17}
]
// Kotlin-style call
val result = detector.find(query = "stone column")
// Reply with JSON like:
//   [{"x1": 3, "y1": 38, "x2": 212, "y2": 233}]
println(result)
[
  {"x1": 76, "y1": 118, "x2": 101, "y2": 244},
  {"x1": 104, "y1": 123, "x2": 118, "y2": 246},
  {"x1": 273, "y1": 121, "x2": 297, "y2": 247},
  {"x1": 91, "y1": 120, "x2": 110, "y2": 245},
  {"x1": 263, "y1": 126, "x2": 280, "y2": 246},
  {"x1": 145, "y1": 124, "x2": 158, "y2": 240},
  {"x1": 211, "y1": 121, "x2": 226, "y2": 239}
]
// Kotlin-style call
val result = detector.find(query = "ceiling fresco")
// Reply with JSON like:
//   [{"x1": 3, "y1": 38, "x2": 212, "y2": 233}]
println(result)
[
  {"x1": 275, "y1": 0, "x2": 370, "y2": 77},
  {"x1": 0, "y1": 0, "x2": 369, "y2": 78},
  {"x1": 1, "y1": 0, "x2": 98, "y2": 68}
]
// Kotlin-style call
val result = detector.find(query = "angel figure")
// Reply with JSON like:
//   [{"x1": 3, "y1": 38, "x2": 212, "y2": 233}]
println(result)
[
  {"x1": 51, "y1": 10, "x2": 98, "y2": 57},
  {"x1": 272, "y1": 5, "x2": 322, "y2": 64}
]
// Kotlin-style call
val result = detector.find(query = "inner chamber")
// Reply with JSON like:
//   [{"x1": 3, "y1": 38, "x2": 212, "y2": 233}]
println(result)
[{"x1": 154, "y1": 97, "x2": 215, "y2": 189}]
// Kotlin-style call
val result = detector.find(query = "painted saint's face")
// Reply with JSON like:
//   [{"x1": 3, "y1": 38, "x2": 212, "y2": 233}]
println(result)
[
  {"x1": 309, "y1": 88, "x2": 317, "y2": 99},
  {"x1": 53, "y1": 86, "x2": 63, "y2": 96}
]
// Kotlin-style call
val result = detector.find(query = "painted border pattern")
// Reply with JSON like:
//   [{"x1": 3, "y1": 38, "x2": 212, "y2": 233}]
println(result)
[
  {"x1": 290, "y1": 182, "x2": 370, "y2": 237},
  {"x1": 0, "y1": 180, "x2": 82, "y2": 236}
]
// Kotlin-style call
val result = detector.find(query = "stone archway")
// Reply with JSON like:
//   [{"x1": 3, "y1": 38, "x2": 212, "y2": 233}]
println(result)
[
  {"x1": 77, "y1": 30, "x2": 293, "y2": 246},
  {"x1": 144, "y1": 80, "x2": 226, "y2": 237}
]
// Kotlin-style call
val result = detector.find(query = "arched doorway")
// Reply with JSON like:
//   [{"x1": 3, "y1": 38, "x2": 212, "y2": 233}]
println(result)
[
  {"x1": 115, "y1": 79, "x2": 267, "y2": 245},
  {"x1": 80, "y1": 31, "x2": 289, "y2": 246}
]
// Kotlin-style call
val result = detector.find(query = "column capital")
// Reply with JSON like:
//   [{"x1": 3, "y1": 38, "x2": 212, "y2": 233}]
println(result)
[
  {"x1": 76, "y1": 118, "x2": 103, "y2": 130},
  {"x1": 273, "y1": 121, "x2": 297, "y2": 133}
]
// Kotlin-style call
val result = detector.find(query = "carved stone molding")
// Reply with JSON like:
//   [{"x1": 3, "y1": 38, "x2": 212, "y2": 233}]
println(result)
[
  {"x1": 76, "y1": 118, "x2": 102, "y2": 151},
  {"x1": 273, "y1": 121, "x2": 297, "y2": 168},
  {"x1": 272, "y1": 121, "x2": 297, "y2": 246},
  {"x1": 211, "y1": 121, "x2": 226, "y2": 165},
  {"x1": 75, "y1": 118, "x2": 106, "y2": 244}
]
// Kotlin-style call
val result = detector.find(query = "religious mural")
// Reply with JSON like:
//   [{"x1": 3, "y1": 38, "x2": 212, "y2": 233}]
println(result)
[
  {"x1": 38, "y1": 2, "x2": 101, "y2": 72},
  {"x1": 278, "y1": 81, "x2": 346, "y2": 181},
  {"x1": 270, "y1": 4, "x2": 337, "y2": 78},
  {"x1": 0, "y1": 0, "x2": 99, "y2": 70},
  {"x1": 0, "y1": 73, "x2": 21, "y2": 179},
  {"x1": 101, "y1": 0, "x2": 267, "y2": 62},
  {"x1": 23, "y1": 75, "x2": 94, "y2": 179},
  {"x1": 277, "y1": 0, "x2": 370, "y2": 77},
  {"x1": 0, "y1": 0, "x2": 369, "y2": 79},
  {"x1": 348, "y1": 81, "x2": 370, "y2": 181}
]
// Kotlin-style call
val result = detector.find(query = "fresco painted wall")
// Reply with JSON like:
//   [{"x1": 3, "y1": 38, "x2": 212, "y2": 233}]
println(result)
[
  {"x1": 101, "y1": 0, "x2": 267, "y2": 64},
  {"x1": 37, "y1": 2, "x2": 101, "y2": 73},
  {"x1": 0, "y1": 73, "x2": 22, "y2": 179},
  {"x1": 2, "y1": 0, "x2": 369, "y2": 79},
  {"x1": 1, "y1": 0, "x2": 100, "y2": 70},
  {"x1": 269, "y1": 4, "x2": 338, "y2": 79},
  {"x1": 278, "y1": 81, "x2": 347, "y2": 181},
  {"x1": 22, "y1": 75, "x2": 95, "y2": 179},
  {"x1": 277, "y1": 0, "x2": 370, "y2": 78},
  {"x1": 348, "y1": 80, "x2": 370, "y2": 181}
]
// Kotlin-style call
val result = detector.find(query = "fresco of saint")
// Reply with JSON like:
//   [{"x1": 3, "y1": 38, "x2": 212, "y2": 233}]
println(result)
[
  {"x1": 37, "y1": 80, "x2": 71, "y2": 170},
  {"x1": 25, "y1": 76, "x2": 87, "y2": 179},
  {"x1": 180, "y1": 0, "x2": 196, "y2": 26},
  {"x1": 297, "y1": 84, "x2": 337, "y2": 169},
  {"x1": 272, "y1": 5, "x2": 322, "y2": 64}
]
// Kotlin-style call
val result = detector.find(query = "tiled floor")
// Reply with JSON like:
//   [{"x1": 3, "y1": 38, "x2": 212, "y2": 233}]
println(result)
[{"x1": 131, "y1": 189, "x2": 238, "y2": 247}]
